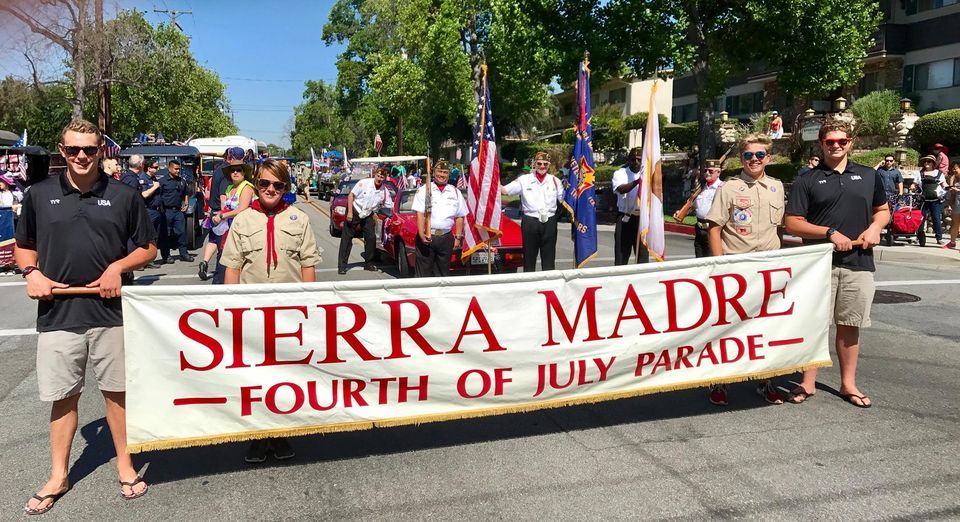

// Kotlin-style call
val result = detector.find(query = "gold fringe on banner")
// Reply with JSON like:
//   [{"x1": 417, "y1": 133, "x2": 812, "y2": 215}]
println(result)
[{"x1": 127, "y1": 359, "x2": 832, "y2": 454}]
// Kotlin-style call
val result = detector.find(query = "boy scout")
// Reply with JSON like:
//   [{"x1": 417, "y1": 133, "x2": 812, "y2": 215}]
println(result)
[{"x1": 704, "y1": 133, "x2": 786, "y2": 406}]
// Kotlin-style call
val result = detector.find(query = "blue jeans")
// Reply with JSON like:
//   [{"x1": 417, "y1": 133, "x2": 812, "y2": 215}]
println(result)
[{"x1": 921, "y1": 199, "x2": 943, "y2": 241}]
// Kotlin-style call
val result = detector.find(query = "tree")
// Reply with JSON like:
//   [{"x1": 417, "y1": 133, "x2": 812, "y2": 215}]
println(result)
[
  {"x1": 602, "y1": 0, "x2": 882, "y2": 164},
  {"x1": 290, "y1": 80, "x2": 358, "y2": 158},
  {"x1": 0, "y1": 77, "x2": 74, "y2": 149}
]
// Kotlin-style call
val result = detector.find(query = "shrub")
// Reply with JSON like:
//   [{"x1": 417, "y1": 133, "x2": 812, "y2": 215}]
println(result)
[
  {"x1": 500, "y1": 142, "x2": 573, "y2": 167},
  {"x1": 850, "y1": 147, "x2": 919, "y2": 168},
  {"x1": 623, "y1": 112, "x2": 669, "y2": 130},
  {"x1": 851, "y1": 90, "x2": 900, "y2": 137},
  {"x1": 594, "y1": 164, "x2": 619, "y2": 184},
  {"x1": 721, "y1": 162, "x2": 805, "y2": 184},
  {"x1": 661, "y1": 122, "x2": 698, "y2": 151},
  {"x1": 912, "y1": 109, "x2": 960, "y2": 151}
]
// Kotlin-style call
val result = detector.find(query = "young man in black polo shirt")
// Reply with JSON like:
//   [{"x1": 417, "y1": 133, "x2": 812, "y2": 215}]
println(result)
[
  {"x1": 785, "y1": 120, "x2": 889, "y2": 409},
  {"x1": 15, "y1": 120, "x2": 156, "y2": 514}
]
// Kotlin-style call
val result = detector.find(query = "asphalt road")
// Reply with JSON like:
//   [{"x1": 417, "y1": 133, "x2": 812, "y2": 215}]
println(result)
[{"x1": 1, "y1": 198, "x2": 958, "y2": 520}]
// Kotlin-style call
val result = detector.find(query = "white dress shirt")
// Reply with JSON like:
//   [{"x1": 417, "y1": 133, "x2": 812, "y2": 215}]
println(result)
[
  {"x1": 694, "y1": 179, "x2": 724, "y2": 221},
  {"x1": 350, "y1": 178, "x2": 393, "y2": 217},
  {"x1": 503, "y1": 173, "x2": 564, "y2": 219},
  {"x1": 411, "y1": 183, "x2": 467, "y2": 231},
  {"x1": 611, "y1": 166, "x2": 642, "y2": 214}
]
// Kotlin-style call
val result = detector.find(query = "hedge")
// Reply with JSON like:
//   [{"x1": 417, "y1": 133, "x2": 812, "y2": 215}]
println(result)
[
  {"x1": 623, "y1": 112, "x2": 669, "y2": 130},
  {"x1": 850, "y1": 147, "x2": 920, "y2": 168},
  {"x1": 500, "y1": 142, "x2": 572, "y2": 166},
  {"x1": 911, "y1": 109, "x2": 960, "y2": 150},
  {"x1": 851, "y1": 90, "x2": 900, "y2": 137},
  {"x1": 720, "y1": 162, "x2": 805, "y2": 184},
  {"x1": 661, "y1": 123, "x2": 698, "y2": 151}
]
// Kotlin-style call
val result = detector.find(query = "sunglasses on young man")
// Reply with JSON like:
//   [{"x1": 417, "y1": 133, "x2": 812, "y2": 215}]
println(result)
[
  {"x1": 741, "y1": 151, "x2": 767, "y2": 161},
  {"x1": 535, "y1": 161, "x2": 550, "y2": 166},
  {"x1": 823, "y1": 138, "x2": 851, "y2": 147},
  {"x1": 257, "y1": 179, "x2": 286, "y2": 191},
  {"x1": 62, "y1": 145, "x2": 101, "y2": 157}
]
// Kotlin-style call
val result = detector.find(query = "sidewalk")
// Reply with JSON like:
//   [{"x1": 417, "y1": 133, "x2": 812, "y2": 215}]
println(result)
[{"x1": 664, "y1": 223, "x2": 960, "y2": 266}]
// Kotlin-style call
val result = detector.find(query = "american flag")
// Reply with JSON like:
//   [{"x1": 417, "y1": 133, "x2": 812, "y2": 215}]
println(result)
[
  {"x1": 462, "y1": 64, "x2": 503, "y2": 259},
  {"x1": 456, "y1": 167, "x2": 468, "y2": 190},
  {"x1": 13, "y1": 129, "x2": 26, "y2": 147},
  {"x1": 103, "y1": 134, "x2": 121, "y2": 158},
  {"x1": 374, "y1": 132, "x2": 383, "y2": 156}
]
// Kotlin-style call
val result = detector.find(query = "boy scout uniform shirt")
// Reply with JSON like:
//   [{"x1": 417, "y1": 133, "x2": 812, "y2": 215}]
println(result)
[
  {"x1": 502, "y1": 173, "x2": 564, "y2": 218},
  {"x1": 220, "y1": 205, "x2": 322, "y2": 284},
  {"x1": 705, "y1": 171, "x2": 785, "y2": 254},
  {"x1": 411, "y1": 183, "x2": 467, "y2": 232}
]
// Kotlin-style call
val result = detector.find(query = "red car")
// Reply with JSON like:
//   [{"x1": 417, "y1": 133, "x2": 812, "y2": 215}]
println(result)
[
  {"x1": 328, "y1": 178, "x2": 397, "y2": 237},
  {"x1": 375, "y1": 188, "x2": 524, "y2": 277}
]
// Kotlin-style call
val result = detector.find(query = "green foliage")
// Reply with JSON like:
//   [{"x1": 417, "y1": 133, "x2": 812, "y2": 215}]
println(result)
[
  {"x1": 0, "y1": 79, "x2": 73, "y2": 150},
  {"x1": 500, "y1": 142, "x2": 573, "y2": 167},
  {"x1": 290, "y1": 81, "x2": 356, "y2": 159},
  {"x1": 623, "y1": 112, "x2": 668, "y2": 130},
  {"x1": 850, "y1": 147, "x2": 920, "y2": 169},
  {"x1": 911, "y1": 109, "x2": 960, "y2": 151},
  {"x1": 661, "y1": 123, "x2": 698, "y2": 152},
  {"x1": 851, "y1": 90, "x2": 900, "y2": 136},
  {"x1": 594, "y1": 164, "x2": 619, "y2": 183},
  {"x1": 721, "y1": 162, "x2": 805, "y2": 184}
]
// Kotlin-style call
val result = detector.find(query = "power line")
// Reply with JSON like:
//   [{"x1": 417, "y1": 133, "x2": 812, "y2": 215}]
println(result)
[
  {"x1": 153, "y1": 8, "x2": 193, "y2": 32},
  {"x1": 221, "y1": 76, "x2": 337, "y2": 83}
]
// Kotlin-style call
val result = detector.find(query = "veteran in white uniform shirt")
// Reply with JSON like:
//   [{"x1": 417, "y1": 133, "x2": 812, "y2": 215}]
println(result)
[
  {"x1": 412, "y1": 160, "x2": 466, "y2": 277},
  {"x1": 500, "y1": 151, "x2": 565, "y2": 272},
  {"x1": 610, "y1": 147, "x2": 650, "y2": 265},
  {"x1": 338, "y1": 166, "x2": 393, "y2": 274}
]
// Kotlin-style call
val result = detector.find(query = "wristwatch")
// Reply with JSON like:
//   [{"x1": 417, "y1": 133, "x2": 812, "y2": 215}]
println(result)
[
  {"x1": 21, "y1": 266, "x2": 39, "y2": 278},
  {"x1": 825, "y1": 227, "x2": 836, "y2": 239}
]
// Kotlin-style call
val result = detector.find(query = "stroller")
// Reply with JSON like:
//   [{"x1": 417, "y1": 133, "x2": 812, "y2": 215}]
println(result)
[{"x1": 883, "y1": 193, "x2": 924, "y2": 246}]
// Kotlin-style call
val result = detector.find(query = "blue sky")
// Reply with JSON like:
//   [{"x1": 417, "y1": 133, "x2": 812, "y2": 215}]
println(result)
[
  {"x1": 131, "y1": 0, "x2": 344, "y2": 148},
  {"x1": 0, "y1": 0, "x2": 344, "y2": 148}
]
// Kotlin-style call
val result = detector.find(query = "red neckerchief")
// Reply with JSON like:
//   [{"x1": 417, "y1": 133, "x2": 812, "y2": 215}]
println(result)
[
  {"x1": 535, "y1": 172, "x2": 547, "y2": 183},
  {"x1": 434, "y1": 182, "x2": 447, "y2": 192},
  {"x1": 250, "y1": 199, "x2": 290, "y2": 273}
]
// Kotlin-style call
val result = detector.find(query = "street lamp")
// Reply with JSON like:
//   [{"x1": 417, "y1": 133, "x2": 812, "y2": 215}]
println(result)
[
  {"x1": 833, "y1": 97, "x2": 848, "y2": 112},
  {"x1": 719, "y1": 111, "x2": 729, "y2": 122},
  {"x1": 804, "y1": 108, "x2": 816, "y2": 118},
  {"x1": 900, "y1": 97, "x2": 913, "y2": 113}
]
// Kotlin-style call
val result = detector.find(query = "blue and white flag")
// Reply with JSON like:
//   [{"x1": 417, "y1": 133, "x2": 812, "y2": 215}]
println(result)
[{"x1": 562, "y1": 60, "x2": 598, "y2": 268}]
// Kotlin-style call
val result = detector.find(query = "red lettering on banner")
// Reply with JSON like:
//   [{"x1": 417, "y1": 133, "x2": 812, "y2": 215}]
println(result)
[
  {"x1": 607, "y1": 284, "x2": 660, "y2": 339},
  {"x1": 316, "y1": 303, "x2": 379, "y2": 363},
  {"x1": 535, "y1": 357, "x2": 615, "y2": 396},
  {"x1": 457, "y1": 369, "x2": 491, "y2": 398},
  {"x1": 383, "y1": 299, "x2": 440, "y2": 359},
  {"x1": 719, "y1": 337, "x2": 744, "y2": 364},
  {"x1": 399, "y1": 375, "x2": 430, "y2": 402},
  {"x1": 224, "y1": 308, "x2": 252, "y2": 369},
  {"x1": 747, "y1": 335, "x2": 765, "y2": 360},
  {"x1": 635, "y1": 352, "x2": 655, "y2": 376},
  {"x1": 344, "y1": 379, "x2": 369, "y2": 407},
  {"x1": 710, "y1": 274, "x2": 749, "y2": 326},
  {"x1": 370, "y1": 377, "x2": 396, "y2": 405},
  {"x1": 696, "y1": 342, "x2": 719, "y2": 367},
  {"x1": 240, "y1": 385, "x2": 262, "y2": 416},
  {"x1": 757, "y1": 268, "x2": 795, "y2": 317},
  {"x1": 540, "y1": 286, "x2": 604, "y2": 346},
  {"x1": 179, "y1": 308, "x2": 223, "y2": 371},
  {"x1": 449, "y1": 296, "x2": 507, "y2": 354},
  {"x1": 662, "y1": 278, "x2": 711, "y2": 333},
  {"x1": 266, "y1": 382, "x2": 305, "y2": 414},
  {"x1": 307, "y1": 380, "x2": 338, "y2": 411},
  {"x1": 675, "y1": 345, "x2": 694, "y2": 369},
  {"x1": 256, "y1": 306, "x2": 313, "y2": 366}
]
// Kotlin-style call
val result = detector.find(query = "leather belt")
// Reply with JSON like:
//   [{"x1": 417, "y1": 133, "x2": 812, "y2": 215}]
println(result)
[
  {"x1": 696, "y1": 219, "x2": 710, "y2": 230},
  {"x1": 430, "y1": 229, "x2": 450, "y2": 236}
]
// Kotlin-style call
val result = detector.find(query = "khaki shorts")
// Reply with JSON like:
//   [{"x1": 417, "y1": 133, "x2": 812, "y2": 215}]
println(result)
[
  {"x1": 830, "y1": 267, "x2": 875, "y2": 328},
  {"x1": 36, "y1": 326, "x2": 125, "y2": 401}
]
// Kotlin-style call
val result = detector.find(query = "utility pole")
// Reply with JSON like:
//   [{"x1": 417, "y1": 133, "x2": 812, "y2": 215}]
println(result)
[
  {"x1": 153, "y1": 8, "x2": 192, "y2": 32},
  {"x1": 96, "y1": 0, "x2": 112, "y2": 134}
]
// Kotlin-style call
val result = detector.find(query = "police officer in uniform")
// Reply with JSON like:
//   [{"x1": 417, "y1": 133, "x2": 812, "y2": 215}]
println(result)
[
  {"x1": 501, "y1": 151, "x2": 564, "y2": 271},
  {"x1": 412, "y1": 160, "x2": 466, "y2": 277},
  {"x1": 157, "y1": 159, "x2": 193, "y2": 263},
  {"x1": 138, "y1": 158, "x2": 164, "y2": 267},
  {"x1": 674, "y1": 159, "x2": 724, "y2": 258},
  {"x1": 704, "y1": 133, "x2": 786, "y2": 407},
  {"x1": 610, "y1": 147, "x2": 649, "y2": 264}
]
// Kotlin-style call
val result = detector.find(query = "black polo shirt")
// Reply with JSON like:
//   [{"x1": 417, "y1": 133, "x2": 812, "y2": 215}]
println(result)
[
  {"x1": 208, "y1": 165, "x2": 229, "y2": 212},
  {"x1": 786, "y1": 160, "x2": 887, "y2": 271},
  {"x1": 119, "y1": 169, "x2": 140, "y2": 190},
  {"x1": 157, "y1": 171, "x2": 189, "y2": 210},
  {"x1": 15, "y1": 173, "x2": 155, "y2": 332},
  {"x1": 137, "y1": 171, "x2": 163, "y2": 210}
]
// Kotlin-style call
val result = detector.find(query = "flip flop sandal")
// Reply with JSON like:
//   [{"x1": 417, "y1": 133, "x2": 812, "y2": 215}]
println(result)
[
  {"x1": 119, "y1": 476, "x2": 149, "y2": 500},
  {"x1": 840, "y1": 393, "x2": 872, "y2": 408},
  {"x1": 24, "y1": 490, "x2": 67, "y2": 515},
  {"x1": 787, "y1": 387, "x2": 815, "y2": 404}
]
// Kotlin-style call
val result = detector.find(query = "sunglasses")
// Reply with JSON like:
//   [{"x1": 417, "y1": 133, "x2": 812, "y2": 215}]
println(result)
[
  {"x1": 62, "y1": 145, "x2": 100, "y2": 157},
  {"x1": 535, "y1": 161, "x2": 550, "y2": 166},
  {"x1": 741, "y1": 151, "x2": 767, "y2": 161},
  {"x1": 822, "y1": 138, "x2": 851, "y2": 147},
  {"x1": 226, "y1": 166, "x2": 246, "y2": 174},
  {"x1": 257, "y1": 179, "x2": 286, "y2": 191}
]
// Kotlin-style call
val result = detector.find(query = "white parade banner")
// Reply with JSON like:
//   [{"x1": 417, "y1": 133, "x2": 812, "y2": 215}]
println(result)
[{"x1": 123, "y1": 244, "x2": 833, "y2": 452}]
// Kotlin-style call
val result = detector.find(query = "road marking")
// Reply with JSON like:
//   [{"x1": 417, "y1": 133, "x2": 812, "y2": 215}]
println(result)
[
  {"x1": 876, "y1": 279, "x2": 960, "y2": 287},
  {"x1": 0, "y1": 328, "x2": 37, "y2": 337}
]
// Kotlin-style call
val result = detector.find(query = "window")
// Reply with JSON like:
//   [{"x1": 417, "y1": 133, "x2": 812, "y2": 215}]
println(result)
[
  {"x1": 671, "y1": 102, "x2": 698, "y2": 123},
  {"x1": 858, "y1": 71, "x2": 881, "y2": 96},
  {"x1": 725, "y1": 91, "x2": 764, "y2": 116},
  {"x1": 591, "y1": 94, "x2": 600, "y2": 108},
  {"x1": 608, "y1": 87, "x2": 626, "y2": 105},
  {"x1": 905, "y1": 0, "x2": 958, "y2": 14},
  {"x1": 903, "y1": 58, "x2": 960, "y2": 92}
]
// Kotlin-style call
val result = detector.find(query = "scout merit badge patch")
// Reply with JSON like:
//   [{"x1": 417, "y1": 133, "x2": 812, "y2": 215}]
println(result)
[{"x1": 732, "y1": 196, "x2": 753, "y2": 236}]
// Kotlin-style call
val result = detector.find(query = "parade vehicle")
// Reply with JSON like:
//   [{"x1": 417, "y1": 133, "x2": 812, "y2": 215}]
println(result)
[
  {"x1": 328, "y1": 178, "x2": 398, "y2": 237},
  {"x1": 374, "y1": 188, "x2": 525, "y2": 277},
  {"x1": 0, "y1": 144, "x2": 51, "y2": 186},
  {"x1": 119, "y1": 143, "x2": 205, "y2": 249}
]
